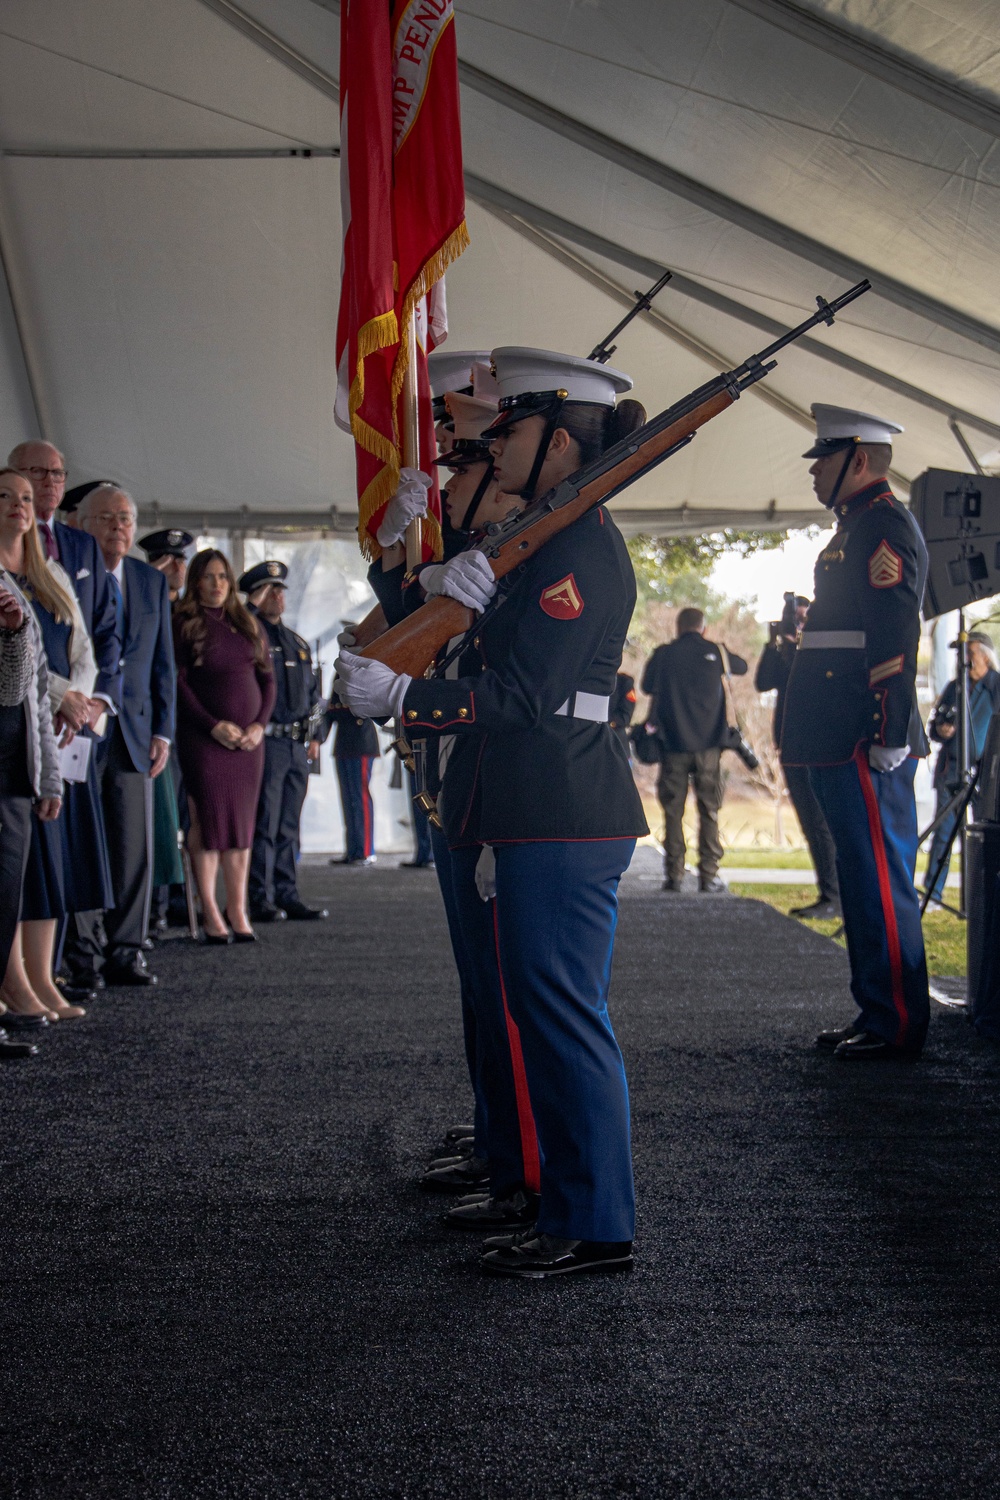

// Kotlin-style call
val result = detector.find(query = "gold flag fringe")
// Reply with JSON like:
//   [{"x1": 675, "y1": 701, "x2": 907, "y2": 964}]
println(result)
[
  {"x1": 390, "y1": 222, "x2": 471, "y2": 422},
  {"x1": 349, "y1": 307, "x2": 402, "y2": 561}
]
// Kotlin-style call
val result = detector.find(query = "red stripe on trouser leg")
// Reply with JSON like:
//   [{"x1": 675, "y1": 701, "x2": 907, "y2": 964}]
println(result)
[
  {"x1": 492, "y1": 899, "x2": 540, "y2": 1194},
  {"x1": 855, "y1": 747, "x2": 909, "y2": 1044},
  {"x1": 361, "y1": 757, "x2": 372, "y2": 857}
]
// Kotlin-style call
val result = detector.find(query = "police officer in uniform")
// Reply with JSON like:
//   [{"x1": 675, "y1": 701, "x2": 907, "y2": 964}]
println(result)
[
  {"x1": 781, "y1": 405, "x2": 930, "y2": 1060},
  {"x1": 337, "y1": 348, "x2": 649, "y2": 1278},
  {"x1": 139, "y1": 528, "x2": 193, "y2": 603},
  {"x1": 242, "y1": 561, "x2": 328, "y2": 922}
]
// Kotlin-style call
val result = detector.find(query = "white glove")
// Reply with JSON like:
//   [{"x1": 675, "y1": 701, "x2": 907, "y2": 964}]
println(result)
[
  {"x1": 869, "y1": 744, "x2": 909, "y2": 773},
  {"x1": 420, "y1": 552, "x2": 497, "y2": 613},
  {"x1": 334, "y1": 651, "x2": 412, "y2": 720},
  {"x1": 475, "y1": 844, "x2": 496, "y2": 902},
  {"x1": 336, "y1": 628, "x2": 357, "y2": 649},
  {"x1": 376, "y1": 468, "x2": 432, "y2": 547}
]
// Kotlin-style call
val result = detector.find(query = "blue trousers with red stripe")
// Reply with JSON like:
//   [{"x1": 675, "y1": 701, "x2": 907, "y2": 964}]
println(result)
[
  {"x1": 811, "y1": 749, "x2": 929, "y2": 1050},
  {"x1": 433, "y1": 831, "x2": 537, "y2": 1195},
  {"x1": 335, "y1": 755, "x2": 374, "y2": 861},
  {"x1": 493, "y1": 839, "x2": 636, "y2": 1242}
]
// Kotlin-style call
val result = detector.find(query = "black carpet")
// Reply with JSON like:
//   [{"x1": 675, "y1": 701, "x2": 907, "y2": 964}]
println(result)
[{"x1": 3, "y1": 861, "x2": 1000, "y2": 1499}]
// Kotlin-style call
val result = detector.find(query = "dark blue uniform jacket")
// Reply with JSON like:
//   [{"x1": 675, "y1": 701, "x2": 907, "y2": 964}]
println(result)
[
  {"x1": 255, "y1": 614, "x2": 320, "y2": 725},
  {"x1": 781, "y1": 481, "x2": 929, "y2": 766},
  {"x1": 401, "y1": 507, "x2": 648, "y2": 846}
]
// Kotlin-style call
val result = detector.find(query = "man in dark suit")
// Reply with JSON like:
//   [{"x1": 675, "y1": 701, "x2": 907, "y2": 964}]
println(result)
[
  {"x1": 8, "y1": 446, "x2": 121, "y2": 712},
  {"x1": 77, "y1": 485, "x2": 175, "y2": 986},
  {"x1": 641, "y1": 607, "x2": 748, "y2": 893}
]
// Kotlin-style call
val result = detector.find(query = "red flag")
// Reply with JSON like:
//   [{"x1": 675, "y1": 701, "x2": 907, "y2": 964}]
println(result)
[{"x1": 336, "y1": 0, "x2": 469, "y2": 562}]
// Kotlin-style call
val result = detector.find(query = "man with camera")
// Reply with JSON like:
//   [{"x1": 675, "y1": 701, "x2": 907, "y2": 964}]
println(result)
[
  {"x1": 925, "y1": 630, "x2": 1000, "y2": 902},
  {"x1": 781, "y1": 405, "x2": 929, "y2": 1061},
  {"x1": 756, "y1": 592, "x2": 840, "y2": 918},
  {"x1": 641, "y1": 607, "x2": 748, "y2": 893}
]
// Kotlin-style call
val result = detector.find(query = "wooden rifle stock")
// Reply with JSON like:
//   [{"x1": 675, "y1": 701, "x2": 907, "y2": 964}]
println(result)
[
  {"x1": 351, "y1": 602, "x2": 389, "y2": 648},
  {"x1": 355, "y1": 278, "x2": 872, "y2": 680},
  {"x1": 358, "y1": 384, "x2": 736, "y2": 679}
]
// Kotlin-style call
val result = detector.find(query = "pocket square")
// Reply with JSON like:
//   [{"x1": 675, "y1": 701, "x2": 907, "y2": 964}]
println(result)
[{"x1": 75, "y1": 567, "x2": 90, "y2": 579}]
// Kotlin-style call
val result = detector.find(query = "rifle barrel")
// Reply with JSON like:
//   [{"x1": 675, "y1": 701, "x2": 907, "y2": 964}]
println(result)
[
  {"x1": 588, "y1": 269, "x2": 673, "y2": 363},
  {"x1": 738, "y1": 279, "x2": 871, "y2": 377}
]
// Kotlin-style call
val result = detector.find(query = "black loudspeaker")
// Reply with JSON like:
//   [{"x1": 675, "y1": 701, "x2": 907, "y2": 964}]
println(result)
[
  {"x1": 910, "y1": 469, "x2": 1000, "y2": 618},
  {"x1": 966, "y1": 824, "x2": 1000, "y2": 1038}
]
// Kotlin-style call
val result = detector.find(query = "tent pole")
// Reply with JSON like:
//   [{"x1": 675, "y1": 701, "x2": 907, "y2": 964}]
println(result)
[
  {"x1": 465, "y1": 174, "x2": 1000, "y2": 445},
  {"x1": 401, "y1": 311, "x2": 422, "y2": 572}
]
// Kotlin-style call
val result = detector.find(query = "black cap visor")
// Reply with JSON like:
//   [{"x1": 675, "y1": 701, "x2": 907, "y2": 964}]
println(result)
[{"x1": 802, "y1": 436, "x2": 861, "y2": 459}]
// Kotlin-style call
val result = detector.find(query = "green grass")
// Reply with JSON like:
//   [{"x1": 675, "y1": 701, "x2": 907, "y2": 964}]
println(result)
[
  {"x1": 722, "y1": 848, "x2": 942, "y2": 873},
  {"x1": 729, "y1": 883, "x2": 967, "y2": 979}
]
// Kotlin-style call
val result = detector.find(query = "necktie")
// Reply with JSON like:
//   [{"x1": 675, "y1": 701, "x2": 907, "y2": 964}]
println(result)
[
  {"x1": 108, "y1": 572, "x2": 125, "y2": 643},
  {"x1": 39, "y1": 521, "x2": 56, "y2": 561}
]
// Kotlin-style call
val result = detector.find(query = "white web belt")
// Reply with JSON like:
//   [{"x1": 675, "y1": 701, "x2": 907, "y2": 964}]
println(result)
[
  {"x1": 799, "y1": 631, "x2": 866, "y2": 649},
  {"x1": 554, "y1": 692, "x2": 611, "y2": 721}
]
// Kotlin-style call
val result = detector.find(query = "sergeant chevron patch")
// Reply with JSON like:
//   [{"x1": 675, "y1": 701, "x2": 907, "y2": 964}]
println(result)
[
  {"x1": 868, "y1": 540, "x2": 903, "y2": 589},
  {"x1": 540, "y1": 574, "x2": 584, "y2": 619},
  {"x1": 869, "y1": 654, "x2": 904, "y2": 686}
]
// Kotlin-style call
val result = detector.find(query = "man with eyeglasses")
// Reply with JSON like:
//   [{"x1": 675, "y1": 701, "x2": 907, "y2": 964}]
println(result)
[{"x1": 8, "y1": 443, "x2": 121, "y2": 720}]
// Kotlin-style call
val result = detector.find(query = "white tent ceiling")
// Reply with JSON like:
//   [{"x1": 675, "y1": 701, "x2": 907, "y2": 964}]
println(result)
[{"x1": 1, "y1": 0, "x2": 999, "y2": 538}]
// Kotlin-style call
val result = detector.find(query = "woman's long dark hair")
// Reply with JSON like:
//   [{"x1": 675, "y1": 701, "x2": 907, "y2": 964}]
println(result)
[
  {"x1": 556, "y1": 398, "x2": 647, "y2": 466},
  {"x1": 175, "y1": 549, "x2": 270, "y2": 669}
]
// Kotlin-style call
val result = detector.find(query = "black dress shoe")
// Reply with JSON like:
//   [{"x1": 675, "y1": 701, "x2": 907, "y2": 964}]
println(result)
[
  {"x1": 0, "y1": 1027, "x2": 38, "y2": 1059},
  {"x1": 833, "y1": 1029, "x2": 921, "y2": 1062},
  {"x1": 280, "y1": 900, "x2": 328, "y2": 921},
  {"x1": 815, "y1": 1020, "x2": 863, "y2": 1050},
  {"x1": 790, "y1": 898, "x2": 841, "y2": 919},
  {"x1": 202, "y1": 931, "x2": 232, "y2": 946},
  {"x1": 104, "y1": 957, "x2": 158, "y2": 986},
  {"x1": 400, "y1": 860, "x2": 434, "y2": 869},
  {"x1": 420, "y1": 1155, "x2": 490, "y2": 1193},
  {"x1": 249, "y1": 901, "x2": 287, "y2": 924},
  {"x1": 444, "y1": 1123, "x2": 475, "y2": 1144},
  {"x1": 231, "y1": 930, "x2": 258, "y2": 944},
  {"x1": 56, "y1": 978, "x2": 97, "y2": 1005},
  {"x1": 64, "y1": 971, "x2": 105, "y2": 992},
  {"x1": 481, "y1": 1232, "x2": 634, "y2": 1279},
  {"x1": 1, "y1": 1011, "x2": 49, "y2": 1031},
  {"x1": 445, "y1": 1188, "x2": 538, "y2": 1231}
]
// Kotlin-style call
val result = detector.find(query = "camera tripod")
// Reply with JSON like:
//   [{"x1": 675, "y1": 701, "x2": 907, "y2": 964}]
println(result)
[{"x1": 919, "y1": 610, "x2": 976, "y2": 919}]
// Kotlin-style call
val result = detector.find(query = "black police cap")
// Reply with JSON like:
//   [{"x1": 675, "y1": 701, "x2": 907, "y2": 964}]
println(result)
[
  {"x1": 239, "y1": 560, "x2": 288, "y2": 593},
  {"x1": 139, "y1": 528, "x2": 194, "y2": 560}
]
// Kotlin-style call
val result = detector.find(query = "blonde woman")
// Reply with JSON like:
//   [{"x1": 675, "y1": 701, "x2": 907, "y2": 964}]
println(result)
[{"x1": 0, "y1": 469, "x2": 112, "y2": 1023}]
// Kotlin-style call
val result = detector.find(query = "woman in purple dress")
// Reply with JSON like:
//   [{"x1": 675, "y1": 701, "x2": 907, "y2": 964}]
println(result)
[{"x1": 174, "y1": 551, "x2": 275, "y2": 943}]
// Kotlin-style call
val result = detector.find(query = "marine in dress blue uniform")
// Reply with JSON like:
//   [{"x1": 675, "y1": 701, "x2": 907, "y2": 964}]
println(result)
[
  {"x1": 336, "y1": 348, "x2": 649, "y2": 1277},
  {"x1": 241, "y1": 561, "x2": 327, "y2": 921},
  {"x1": 781, "y1": 405, "x2": 930, "y2": 1059}
]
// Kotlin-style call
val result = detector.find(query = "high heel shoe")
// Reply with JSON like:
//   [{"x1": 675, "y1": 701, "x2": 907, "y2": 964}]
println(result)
[
  {"x1": 201, "y1": 930, "x2": 232, "y2": 946},
  {"x1": 231, "y1": 930, "x2": 257, "y2": 944}
]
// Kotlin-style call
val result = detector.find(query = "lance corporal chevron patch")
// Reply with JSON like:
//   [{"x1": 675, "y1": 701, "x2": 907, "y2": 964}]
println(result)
[
  {"x1": 539, "y1": 574, "x2": 584, "y2": 619},
  {"x1": 869, "y1": 540, "x2": 903, "y2": 589}
]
